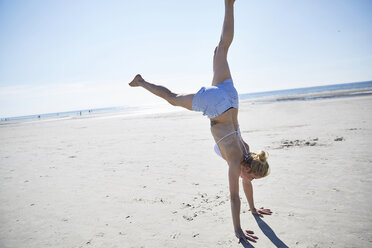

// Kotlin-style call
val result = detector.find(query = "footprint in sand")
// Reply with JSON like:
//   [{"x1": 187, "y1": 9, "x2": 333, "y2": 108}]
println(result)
[
  {"x1": 95, "y1": 232, "x2": 104, "y2": 237},
  {"x1": 347, "y1": 128, "x2": 360, "y2": 131},
  {"x1": 279, "y1": 138, "x2": 318, "y2": 148},
  {"x1": 171, "y1": 233, "x2": 181, "y2": 239},
  {"x1": 182, "y1": 203, "x2": 194, "y2": 209},
  {"x1": 183, "y1": 215, "x2": 195, "y2": 221}
]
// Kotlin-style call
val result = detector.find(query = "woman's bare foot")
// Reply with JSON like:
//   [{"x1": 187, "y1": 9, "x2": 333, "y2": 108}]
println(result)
[{"x1": 129, "y1": 74, "x2": 145, "y2": 87}]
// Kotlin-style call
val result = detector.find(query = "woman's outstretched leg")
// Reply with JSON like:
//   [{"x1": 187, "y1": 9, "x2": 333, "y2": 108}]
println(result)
[
  {"x1": 129, "y1": 74, "x2": 194, "y2": 110},
  {"x1": 212, "y1": 0, "x2": 235, "y2": 86}
]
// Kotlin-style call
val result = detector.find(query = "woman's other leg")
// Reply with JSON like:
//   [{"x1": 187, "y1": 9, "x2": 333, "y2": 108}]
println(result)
[
  {"x1": 129, "y1": 74, "x2": 194, "y2": 110},
  {"x1": 212, "y1": 0, "x2": 235, "y2": 86}
]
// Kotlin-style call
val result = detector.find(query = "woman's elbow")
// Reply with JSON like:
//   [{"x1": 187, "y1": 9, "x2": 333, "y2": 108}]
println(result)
[{"x1": 230, "y1": 194, "x2": 241, "y2": 202}]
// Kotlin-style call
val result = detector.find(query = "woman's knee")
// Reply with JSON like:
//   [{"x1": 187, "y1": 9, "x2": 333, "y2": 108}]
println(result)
[
  {"x1": 168, "y1": 94, "x2": 194, "y2": 110},
  {"x1": 218, "y1": 38, "x2": 232, "y2": 51},
  {"x1": 214, "y1": 44, "x2": 228, "y2": 61}
]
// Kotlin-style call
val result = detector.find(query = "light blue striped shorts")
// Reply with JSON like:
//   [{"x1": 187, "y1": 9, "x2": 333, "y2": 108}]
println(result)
[{"x1": 192, "y1": 78, "x2": 239, "y2": 119}]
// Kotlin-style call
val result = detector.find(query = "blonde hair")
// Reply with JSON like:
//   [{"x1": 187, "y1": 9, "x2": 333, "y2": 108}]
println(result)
[{"x1": 242, "y1": 150, "x2": 270, "y2": 178}]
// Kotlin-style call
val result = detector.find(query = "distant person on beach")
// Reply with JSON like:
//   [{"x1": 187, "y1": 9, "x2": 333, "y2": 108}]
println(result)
[{"x1": 129, "y1": 0, "x2": 271, "y2": 244}]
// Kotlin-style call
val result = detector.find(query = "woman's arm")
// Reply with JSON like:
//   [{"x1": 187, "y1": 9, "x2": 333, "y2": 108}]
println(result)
[
  {"x1": 228, "y1": 159, "x2": 258, "y2": 243},
  {"x1": 242, "y1": 178, "x2": 255, "y2": 211},
  {"x1": 228, "y1": 161, "x2": 242, "y2": 233},
  {"x1": 242, "y1": 178, "x2": 273, "y2": 217}
]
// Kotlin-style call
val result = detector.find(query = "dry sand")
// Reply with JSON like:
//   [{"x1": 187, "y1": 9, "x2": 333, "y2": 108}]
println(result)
[{"x1": 1, "y1": 95, "x2": 372, "y2": 248}]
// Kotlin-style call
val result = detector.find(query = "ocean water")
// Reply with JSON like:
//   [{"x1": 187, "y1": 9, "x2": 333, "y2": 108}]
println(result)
[
  {"x1": 0, "y1": 106, "x2": 137, "y2": 123},
  {"x1": 240, "y1": 80, "x2": 372, "y2": 101},
  {"x1": 2, "y1": 80, "x2": 372, "y2": 122}
]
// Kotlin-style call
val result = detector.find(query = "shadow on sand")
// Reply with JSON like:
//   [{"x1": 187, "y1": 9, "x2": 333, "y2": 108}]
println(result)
[
  {"x1": 240, "y1": 238, "x2": 254, "y2": 248},
  {"x1": 240, "y1": 239, "x2": 256, "y2": 248},
  {"x1": 252, "y1": 215, "x2": 289, "y2": 248},
  {"x1": 239, "y1": 215, "x2": 289, "y2": 248}
]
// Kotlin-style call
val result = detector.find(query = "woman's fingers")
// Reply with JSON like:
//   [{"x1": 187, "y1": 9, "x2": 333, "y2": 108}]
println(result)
[
  {"x1": 247, "y1": 234, "x2": 258, "y2": 242},
  {"x1": 245, "y1": 231, "x2": 258, "y2": 240},
  {"x1": 249, "y1": 234, "x2": 259, "y2": 240},
  {"x1": 260, "y1": 207, "x2": 272, "y2": 212},
  {"x1": 259, "y1": 207, "x2": 272, "y2": 215},
  {"x1": 238, "y1": 230, "x2": 258, "y2": 244}
]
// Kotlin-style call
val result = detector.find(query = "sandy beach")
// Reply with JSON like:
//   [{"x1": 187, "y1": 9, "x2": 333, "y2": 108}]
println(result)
[{"x1": 1, "y1": 94, "x2": 372, "y2": 248}]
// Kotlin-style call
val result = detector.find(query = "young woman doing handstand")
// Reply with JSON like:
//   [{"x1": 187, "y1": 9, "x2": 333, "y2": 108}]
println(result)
[{"x1": 129, "y1": 0, "x2": 272, "y2": 244}]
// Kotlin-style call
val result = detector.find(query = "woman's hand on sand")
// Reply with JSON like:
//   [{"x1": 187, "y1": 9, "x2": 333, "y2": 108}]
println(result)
[
  {"x1": 252, "y1": 207, "x2": 272, "y2": 217},
  {"x1": 236, "y1": 228, "x2": 258, "y2": 244}
]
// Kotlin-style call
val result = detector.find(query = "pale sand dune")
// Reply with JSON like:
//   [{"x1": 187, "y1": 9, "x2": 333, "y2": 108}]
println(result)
[{"x1": 1, "y1": 95, "x2": 372, "y2": 248}]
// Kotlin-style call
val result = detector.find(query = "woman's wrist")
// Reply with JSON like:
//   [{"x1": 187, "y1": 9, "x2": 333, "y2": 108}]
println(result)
[
  {"x1": 234, "y1": 227, "x2": 243, "y2": 238},
  {"x1": 234, "y1": 226, "x2": 242, "y2": 233}
]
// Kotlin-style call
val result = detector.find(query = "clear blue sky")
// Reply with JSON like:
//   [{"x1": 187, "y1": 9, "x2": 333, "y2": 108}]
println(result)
[{"x1": 0, "y1": 0, "x2": 371, "y2": 117}]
